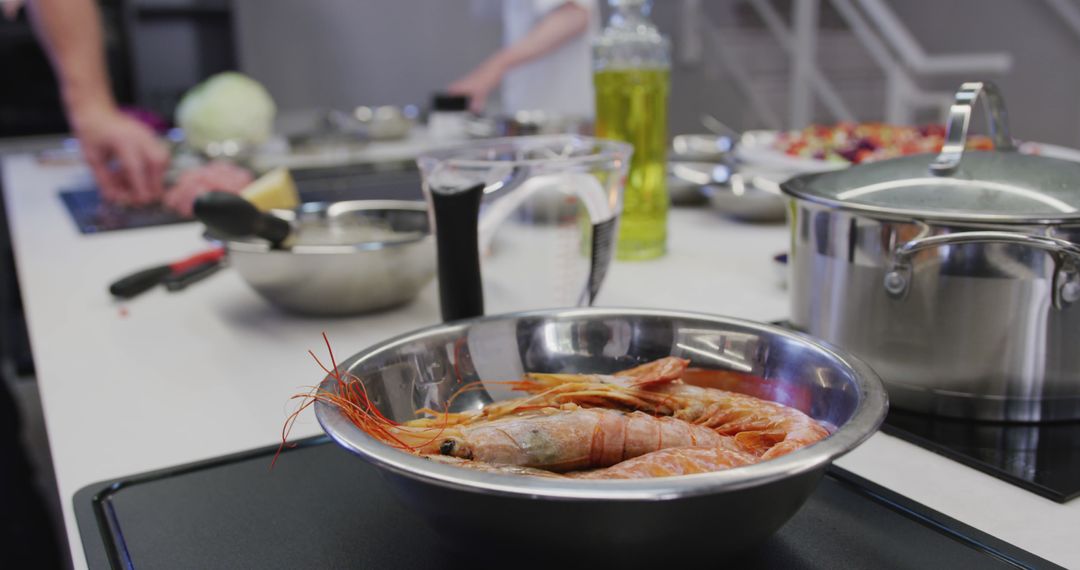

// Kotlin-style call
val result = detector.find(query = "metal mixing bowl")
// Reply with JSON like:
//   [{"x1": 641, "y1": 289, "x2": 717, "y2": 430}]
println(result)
[
  {"x1": 706, "y1": 170, "x2": 789, "y2": 222},
  {"x1": 667, "y1": 161, "x2": 714, "y2": 206},
  {"x1": 315, "y1": 308, "x2": 886, "y2": 556},
  {"x1": 213, "y1": 200, "x2": 435, "y2": 315}
]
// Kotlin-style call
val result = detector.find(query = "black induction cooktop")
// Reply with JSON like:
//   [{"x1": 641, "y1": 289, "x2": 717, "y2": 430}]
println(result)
[
  {"x1": 767, "y1": 321, "x2": 1080, "y2": 504},
  {"x1": 73, "y1": 437, "x2": 1060, "y2": 570},
  {"x1": 882, "y1": 410, "x2": 1080, "y2": 503}
]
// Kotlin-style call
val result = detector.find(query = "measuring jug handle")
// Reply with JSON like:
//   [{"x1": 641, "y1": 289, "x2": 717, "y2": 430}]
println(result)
[{"x1": 430, "y1": 183, "x2": 486, "y2": 322}]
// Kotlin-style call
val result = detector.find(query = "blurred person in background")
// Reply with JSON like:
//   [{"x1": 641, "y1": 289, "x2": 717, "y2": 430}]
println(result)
[
  {"x1": 449, "y1": 0, "x2": 600, "y2": 118},
  {"x1": 20, "y1": 0, "x2": 601, "y2": 204},
  {"x1": 21, "y1": 0, "x2": 169, "y2": 206}
]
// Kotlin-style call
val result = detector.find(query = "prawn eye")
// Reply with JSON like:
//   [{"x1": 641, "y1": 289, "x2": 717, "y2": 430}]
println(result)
[{"x1": 439, "y1": 439, "x2": 456, "y2": 455}]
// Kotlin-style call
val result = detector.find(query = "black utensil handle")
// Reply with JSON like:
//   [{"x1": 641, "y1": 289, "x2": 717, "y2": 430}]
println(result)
[
  {"x1": 194, "y1": 192, "x2": 259, "y2": 237},
  {"x1": 430, "y1": 183, "x2": 485, "y2": 322},
  {"x1": 194, "y1": 192, "x2": 292, "y2": 248},
  {"x1": 109, "y1": 265, "x2": 171, "y2": 299},
  {"x1": 255, "y1": 215, "x2": 293, "y2": 248}
]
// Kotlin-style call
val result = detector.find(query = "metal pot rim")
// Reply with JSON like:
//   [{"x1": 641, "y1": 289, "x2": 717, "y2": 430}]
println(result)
[
  {"x1": 314, "y1": 307, "x2": 888, "y2": 502},
  {"x1": 781, "y1": 82, "x2": 1080, "y2": 225},
  {"x1": 417, "y1": 134, "x2": 633, "y2": 171},
  {"x1": 782, "y1": 174, "x2": 1080, "y2": 225},
  {"x1": 208, "y1": 200, "x2": 431, "y2": 254}
]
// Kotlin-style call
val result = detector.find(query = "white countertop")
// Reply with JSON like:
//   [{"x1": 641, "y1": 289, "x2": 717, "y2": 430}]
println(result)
[{"x1": 3, "y1": 153, "x2": 1077, "y2": 569}]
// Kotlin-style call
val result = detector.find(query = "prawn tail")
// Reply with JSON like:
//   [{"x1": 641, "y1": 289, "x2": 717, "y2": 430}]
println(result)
[
  {"x1": 614, "y1": 356, "x2": 690, "y2": 387},
  {"x1": 732, "y1": 430, "x2": 786, "y2": 457},
  {"x1": 759, "y1": 441, "x2": 798, "y2": 460},
  {"x1": 511, "y1": 377, "x2": 681, "y2": 415},
  {"x1": 758, "y1": 423, "x2": 831, "y2": 460}
]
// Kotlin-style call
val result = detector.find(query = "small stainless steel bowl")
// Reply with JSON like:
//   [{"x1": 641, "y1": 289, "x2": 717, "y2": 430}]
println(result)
[
  {"x1": 706, "y1": 171, "x2": 789, "y2": 222},
  {"x1": 315, "y1": 308, "x2": 886, "y2": 555},
  {"x1": 212, "y1": 200, "x2": 435, "y2": 315},
  {"x1": 668, "y1": 161, "x2": 723, "y2": 206},
  {"x1": 671, "y1": 133, "x2": 735, "y2": 162},
  {"x1": 352, "y1": 105, "x2": 414, "y2": 141}
]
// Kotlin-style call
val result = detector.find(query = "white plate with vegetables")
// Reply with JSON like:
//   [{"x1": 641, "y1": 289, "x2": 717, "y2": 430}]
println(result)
[{"x1": 734, "y1": 123, "x2": 1080, "y2": 174}]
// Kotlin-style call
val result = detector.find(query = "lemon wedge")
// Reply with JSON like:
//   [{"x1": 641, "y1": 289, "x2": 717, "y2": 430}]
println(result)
[{"x1": 241, "y1": 167, "x2": 300, "y2": 211}]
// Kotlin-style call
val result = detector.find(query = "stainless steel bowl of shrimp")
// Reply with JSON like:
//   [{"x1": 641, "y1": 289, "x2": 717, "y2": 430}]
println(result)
[{"x1": 305, "y1": 308, "x2": 887, "y2": 558}]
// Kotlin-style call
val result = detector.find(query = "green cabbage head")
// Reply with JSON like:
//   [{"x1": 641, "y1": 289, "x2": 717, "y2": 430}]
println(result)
[{"x1": 176, "y1": 72, "x2": 277, "y2": 149}]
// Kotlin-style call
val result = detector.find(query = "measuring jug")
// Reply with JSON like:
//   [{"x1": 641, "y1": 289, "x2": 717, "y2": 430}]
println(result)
[{"x1": 418, "y1": 135, "x2": 632, "y2": 321}]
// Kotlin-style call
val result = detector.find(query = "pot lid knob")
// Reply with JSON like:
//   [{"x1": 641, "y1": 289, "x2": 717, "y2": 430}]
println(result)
[{"x1": 930, "y1": 81, "x2": 1015, "y2": 176}]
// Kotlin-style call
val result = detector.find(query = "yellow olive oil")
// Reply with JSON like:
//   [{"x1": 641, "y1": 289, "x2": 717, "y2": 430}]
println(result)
[{"x1": 594, "y1": 67, "x2": 670, "y2": 260}]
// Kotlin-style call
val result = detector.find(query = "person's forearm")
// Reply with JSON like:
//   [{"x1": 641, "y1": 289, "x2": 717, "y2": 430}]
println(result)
[
  {"x1": 27, "y1": 0, "x2": 116, "y2": 122},
  {"x1": 490, "y1": 3, "x2": 589, "y2": 73}
]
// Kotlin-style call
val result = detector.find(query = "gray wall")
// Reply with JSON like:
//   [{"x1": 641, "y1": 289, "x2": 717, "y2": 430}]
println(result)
[
  {"x1": 652, "y1": 0, "x2": 1080, "y2": 147},
  {"x1": 651, "y1": 1, "x2": 749, "y2": 136},
  {"x1": 227, "y1": 0, "x2": 1080, "y2": 147},
  {"x1": 892, "y1": 0, "x2": 1080, "y2": 146},
  {"x1": 229, "y1": 0, "x2": 748, "y2": 133},
  {"x1": 233, "y1": 0, "x2": 502, "y2": 111},
  {"x1": 129, "y1": 0, "x2": 236, "y2": 117}
]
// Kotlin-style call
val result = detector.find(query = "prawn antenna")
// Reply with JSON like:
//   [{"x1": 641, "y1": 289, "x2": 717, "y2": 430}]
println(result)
[{"x1": 275, "y1": 333, "x2": 459, "y2": 469}]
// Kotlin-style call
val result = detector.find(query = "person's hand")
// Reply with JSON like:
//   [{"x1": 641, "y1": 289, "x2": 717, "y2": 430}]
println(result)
[
  {"x1": 447, "y1": 57, "x2": 507, "y2": 114},
  {"x1": 163, "y1": 161, "x2": 254, "y2": 218},
  {"x1": 72, "y1": 107, "x2": 170, "y2": 206}
]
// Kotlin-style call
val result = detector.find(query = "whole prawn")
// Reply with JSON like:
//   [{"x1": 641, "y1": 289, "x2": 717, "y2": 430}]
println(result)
[
  {"x1": 514, "y1": 357, "x2": 829, "y2": 459},
  {"x1": 285, "y1": 337, "x2": 823, "y2": 479},
  {"x1": 305, "y1": 359, "x2": 733, "y2": 471},
  {"x1": 434, "y1": 443, "x2": 757, "y2": 480},
  {"x1": 570, "y1": 444, "x2": 757, "y2": 479}
]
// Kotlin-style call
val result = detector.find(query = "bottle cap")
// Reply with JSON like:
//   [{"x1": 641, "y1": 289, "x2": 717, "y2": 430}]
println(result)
[{"x1": 432, "y1": 93, "x2": 469, "y2": 112}]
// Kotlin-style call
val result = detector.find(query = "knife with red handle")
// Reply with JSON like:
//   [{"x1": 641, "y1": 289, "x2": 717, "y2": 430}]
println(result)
[
  {"x1": 109, "y1": 247, "x2": 226, "y2": 299},
  {"x1": 163, "y1": 258, "x2": 224, "y2": 292}
]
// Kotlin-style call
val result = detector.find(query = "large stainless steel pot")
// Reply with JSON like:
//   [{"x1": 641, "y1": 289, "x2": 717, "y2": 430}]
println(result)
[
  {"x1": 315, "y1": 308, "x2": 886, "y2": 558},
  {"x1": 783, "y1": 82, "x2": 1080, "y2": 422}
]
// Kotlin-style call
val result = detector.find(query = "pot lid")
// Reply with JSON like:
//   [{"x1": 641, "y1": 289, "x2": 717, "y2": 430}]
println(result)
[
  {"x1": 782, "y1": 151, "x2": 1080, "y2": 223},
  {"x1": 781, "y1": 82, "x2": 1080, "y2": 224}
]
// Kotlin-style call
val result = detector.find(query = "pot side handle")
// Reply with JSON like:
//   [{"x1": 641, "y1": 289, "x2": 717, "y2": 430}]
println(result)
[
  {"x1": 930, "y1": 82, "x2": 1016, "y2": 176},
  {"x1": 884, "y1": 231, "x2": 1080, "y2": 310}
]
